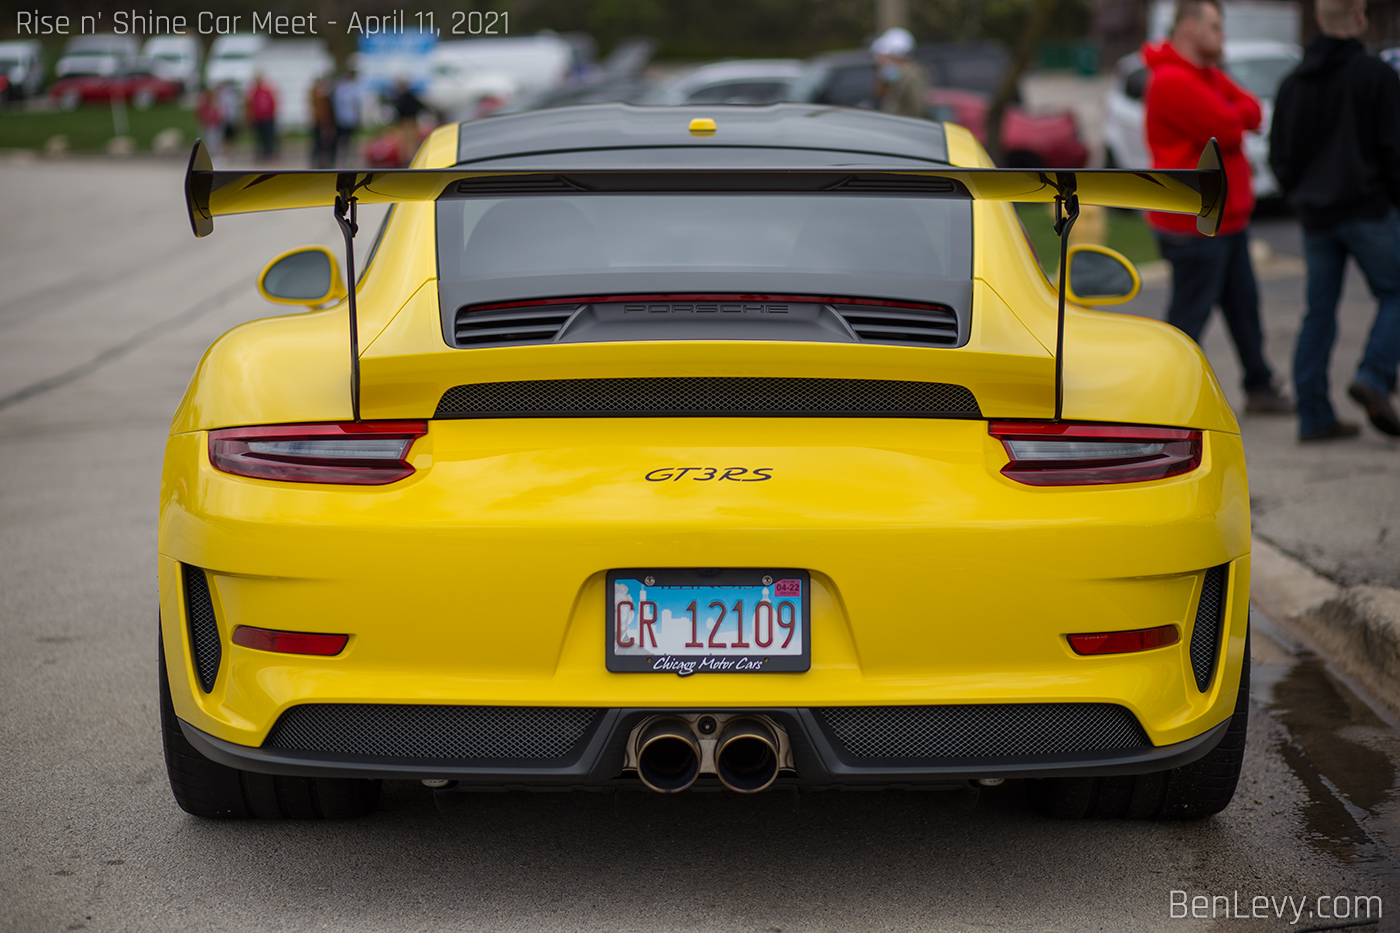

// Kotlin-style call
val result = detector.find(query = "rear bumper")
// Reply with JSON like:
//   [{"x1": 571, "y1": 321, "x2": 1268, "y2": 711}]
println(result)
[{"x1": 178, "y1": 705, "x2": 1231, "y2": 787}]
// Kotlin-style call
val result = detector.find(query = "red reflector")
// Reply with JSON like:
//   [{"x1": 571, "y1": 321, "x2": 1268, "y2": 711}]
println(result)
[
  {"x1": 232, "y1": 626, "x2": 349, "y2": 656},
  {"x1": 1068, "y1": 625, "x2": 1180, "y2": 655}
]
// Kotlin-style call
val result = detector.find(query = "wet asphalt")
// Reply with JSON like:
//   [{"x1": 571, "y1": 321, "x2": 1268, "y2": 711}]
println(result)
[{"x1": 0, "y1": 158, "x2": 1397, "y2": 932}]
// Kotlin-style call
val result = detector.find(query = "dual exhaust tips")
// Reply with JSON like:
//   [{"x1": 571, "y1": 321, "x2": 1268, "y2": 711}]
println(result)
[{"x1": 635, "y1": 716, "x2": 784, "y2": 794}]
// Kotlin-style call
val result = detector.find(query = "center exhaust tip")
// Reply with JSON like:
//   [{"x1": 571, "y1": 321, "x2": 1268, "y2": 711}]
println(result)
[
  {"x1": 637, "y1": 719, "x2": 701, "y2": 793},
  {"x1": 716, "y1": 718, "x2": 780, "y2": 793}
]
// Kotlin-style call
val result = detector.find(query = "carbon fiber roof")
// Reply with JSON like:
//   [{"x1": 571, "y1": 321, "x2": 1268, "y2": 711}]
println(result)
[{"x1": 455, "y1": 103, "x2": 950, "y2": 168}]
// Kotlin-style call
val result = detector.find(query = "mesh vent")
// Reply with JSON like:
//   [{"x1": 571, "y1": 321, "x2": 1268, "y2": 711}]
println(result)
[
  {"x1": 834, "y1": 306, "x2": 959, "y2": 347},
  {"x1": 815, "y1": 703, "x2": 1149, "y2": 760},
  {"x1": 264, "y1": 704, "x2": 603, "y2": 761},
  {"x1": 1190, "y1": 564, "x2": 1229, "y2": 692},
  {"x1": 181, "y1": 563, "x2": 221, "y2": 694},
  {"x1": 436, "y1": 377, "x2": 981, "y2": 419}
]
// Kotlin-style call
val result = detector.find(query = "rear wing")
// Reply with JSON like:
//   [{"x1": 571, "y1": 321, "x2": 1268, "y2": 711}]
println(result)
[
  {"x1": 184, "y1": 137, "x2": 1224, "y2": 423},
  {"x1": 185, "y1": 139, "x2": 1226, "y2": 238}
]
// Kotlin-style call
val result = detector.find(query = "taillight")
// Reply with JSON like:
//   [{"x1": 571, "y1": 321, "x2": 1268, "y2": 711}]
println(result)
[
  {"x1": 1068, "y1": 625, "x2": 1180, "y2": 655},
  {"x1": 232, "y1": 626, "x2": 348, "y2": 655},
  {"x1": 989, "y1": 421, "x2": 1201, "y2": 486},
  {"x1": 208, "y1": 421, "x2": 427, "y2": 485}
]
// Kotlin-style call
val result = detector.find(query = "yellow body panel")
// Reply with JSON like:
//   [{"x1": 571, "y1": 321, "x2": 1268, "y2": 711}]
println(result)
[{"x1": 161, "y1": 120, "x2": 1251, "y2": 766}]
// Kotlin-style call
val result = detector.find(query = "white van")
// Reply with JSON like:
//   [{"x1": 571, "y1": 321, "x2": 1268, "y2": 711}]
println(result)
[
  {"x1": 56, "y1": 34, "x2": 139, "y2": 78},
  {"x1": 143, "y1": 35, "x2": 202, "y2": 91},
  {"x1": 205, "y1": 34, "x2": 266, "y2": 91}
]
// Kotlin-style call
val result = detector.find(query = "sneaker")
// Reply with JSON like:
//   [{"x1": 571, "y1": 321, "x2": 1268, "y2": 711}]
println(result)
[
  {"x1": 1347, "y1": 381, "x2": 1400, "y2": 436},
  {"x1": 1299, "y1": 421, "x2": 1361, "y2": 442},
  {"x1": 1245, "y1": 386, "x2": 1295, "y2": 414}
]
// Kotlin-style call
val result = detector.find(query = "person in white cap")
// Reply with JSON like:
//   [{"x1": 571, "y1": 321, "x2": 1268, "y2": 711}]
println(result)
[{"x1": 871, "y1": 27, "x2": 930, "y2": 118}]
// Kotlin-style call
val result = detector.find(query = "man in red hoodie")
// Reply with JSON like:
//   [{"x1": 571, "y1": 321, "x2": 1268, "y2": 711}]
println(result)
[{"x1": 1143, "y1": 0, "x2": 1292, "y2": 412}]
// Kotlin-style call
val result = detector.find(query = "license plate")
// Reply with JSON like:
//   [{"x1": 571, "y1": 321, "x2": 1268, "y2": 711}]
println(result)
[{"x1": 606, "y1": 569, "x2": 811, "y2": 674}]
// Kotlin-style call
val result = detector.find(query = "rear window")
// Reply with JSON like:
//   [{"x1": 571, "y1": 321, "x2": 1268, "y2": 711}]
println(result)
[{"x1": 437, "y1": 194, "x2": 970, "y2": 282}]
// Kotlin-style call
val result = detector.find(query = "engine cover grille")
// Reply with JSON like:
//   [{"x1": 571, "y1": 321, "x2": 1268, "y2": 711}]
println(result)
[
  {"x1": 1190, "y1": 564, "x2": 1229, "y2": 692},
  {"x1": 181, "y1": 563, "x2": 221, "y2": 694},
  {"x1": 814, "y1": 704, "x2": 1149, "y2": 761},
  {"x1": 263, "y1": 704, "x2": 603, "y2": 761},
  {"x1": 435, "y1": 376, "x2": 980, "y2": 419}
]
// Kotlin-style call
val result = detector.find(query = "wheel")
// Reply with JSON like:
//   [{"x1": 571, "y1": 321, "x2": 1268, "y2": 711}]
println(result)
[
  {"x1": 1029, "y1": 632, "x2": 1249, "y2": 820},
  {"x1": 159, "y1": 631, "x2": 381, "y2": 819},
  {"x1": 57, "y1": 91, "x2": 81, "y2": 112},
  {"x1": 132, "y1": 88, "x2": 156, "y2": 111}
]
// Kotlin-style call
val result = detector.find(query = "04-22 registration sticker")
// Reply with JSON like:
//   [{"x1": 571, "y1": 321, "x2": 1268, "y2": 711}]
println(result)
[{"x1": 605, "y1": 569, "x2": 811, "y2": 675}]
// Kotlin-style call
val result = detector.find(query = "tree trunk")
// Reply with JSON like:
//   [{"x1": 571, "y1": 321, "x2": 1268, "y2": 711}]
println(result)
[{"x1": 985, "y1": 0, "x2": 1062, "y2": 166}]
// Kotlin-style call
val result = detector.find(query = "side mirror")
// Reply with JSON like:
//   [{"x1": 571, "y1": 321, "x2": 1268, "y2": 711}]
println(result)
[
  {"x1": 1065, "y1": 244, "x2": 1141, "y2": 306},
  {"x1": 257, "y1": 246, "x2": 347, "y2": 309}
]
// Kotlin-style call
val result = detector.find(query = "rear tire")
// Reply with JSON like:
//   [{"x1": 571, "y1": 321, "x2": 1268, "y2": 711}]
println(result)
[
  {"x1": 159, "y1": 632, "x2": 381, "y2": 819},
  {"x1": 1029, "y1": 633, "x2": 1249, "y2": 820}
]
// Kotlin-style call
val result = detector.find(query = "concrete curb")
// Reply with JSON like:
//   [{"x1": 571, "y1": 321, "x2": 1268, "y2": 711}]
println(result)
[{"x1": 1251, "y1": 535, "x2": 1400, "y2": 718}]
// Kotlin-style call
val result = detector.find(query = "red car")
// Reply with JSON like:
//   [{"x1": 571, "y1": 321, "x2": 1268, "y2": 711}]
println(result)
[
  {"x1": 51, "y1": 65, "x2": 181, "y2": 111},
  {"x1": 927, "y1": 87, "x2": 1088, "y2": 168}
]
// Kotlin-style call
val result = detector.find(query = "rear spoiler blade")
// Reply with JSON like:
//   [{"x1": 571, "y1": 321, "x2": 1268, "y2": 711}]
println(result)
[{"x1": 185, "y1": 138, "x2": 1226, "y2": 237}]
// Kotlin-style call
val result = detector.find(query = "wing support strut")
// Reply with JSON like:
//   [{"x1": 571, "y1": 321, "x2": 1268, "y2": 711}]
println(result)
[
  {"x1": 1051, "y1": 172, "x2": 1079, "y2": 423},
  {"x1": 333, "y1": 173, "x2": 373, "y2": 422}
]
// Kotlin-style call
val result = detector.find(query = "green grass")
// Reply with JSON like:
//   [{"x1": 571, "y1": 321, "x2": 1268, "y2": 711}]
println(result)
[
  {"x1": 0, "y1": 103, "x2": 197, "y2": 151},
  {"x1": 1014, "y1": 203, "x2": 1161, "y2": 277}
]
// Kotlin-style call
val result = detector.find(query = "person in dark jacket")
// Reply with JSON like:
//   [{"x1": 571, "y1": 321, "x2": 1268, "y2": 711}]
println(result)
[
  {"x1": 1143, "y1": 0, "x2": 1292, "y2": 413},
  {"x1": 1270, "y1": 0, "x2": 1400, "y2": 440}
]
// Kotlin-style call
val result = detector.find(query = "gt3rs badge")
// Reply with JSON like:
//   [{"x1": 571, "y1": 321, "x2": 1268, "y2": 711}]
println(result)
[{"x1": 645, "y1": 467, "x2": 773, "y2": 482}]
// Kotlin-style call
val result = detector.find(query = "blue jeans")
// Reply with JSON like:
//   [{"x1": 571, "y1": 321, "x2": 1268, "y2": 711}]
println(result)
[
  {"x1": 1295, "y1": 209, "x2": 1400, "y2": 436},
  {"x1": 1155, "y1": 229, "x2": 1275, "y2": 393}
]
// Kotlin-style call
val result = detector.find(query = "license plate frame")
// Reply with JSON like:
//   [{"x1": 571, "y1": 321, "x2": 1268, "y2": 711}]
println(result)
[{"x1": 606, "y1": 568, "x2": 811, "y2": 674}]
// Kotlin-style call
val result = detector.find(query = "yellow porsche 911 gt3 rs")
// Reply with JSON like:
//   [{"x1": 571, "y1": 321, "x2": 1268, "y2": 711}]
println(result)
[{"x1": 159, "y1": 104, "x2": 1249, "y2": 821}]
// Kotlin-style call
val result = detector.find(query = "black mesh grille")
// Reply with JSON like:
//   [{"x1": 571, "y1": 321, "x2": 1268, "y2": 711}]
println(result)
[
  {"x1": 815, "y1": 704, "x2": 1149, "y2": 760},
  {"x1": 264, "y1": 704, "x2": 603, "y2": 761},
  {"x1": 181, "y1": 563, "x2": 221, "y2": 693},
  {"x1": 435, "y1": 377, "x2": 981, "y2": 419},
  {"x1": 1190, "y1": 564, "x2": 1229, "y2": 692}
]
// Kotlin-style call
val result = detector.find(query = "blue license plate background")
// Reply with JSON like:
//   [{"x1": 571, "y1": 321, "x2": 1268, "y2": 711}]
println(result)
[{"x1": 606, "y1": 569, "x2": 810, "y2": 674}]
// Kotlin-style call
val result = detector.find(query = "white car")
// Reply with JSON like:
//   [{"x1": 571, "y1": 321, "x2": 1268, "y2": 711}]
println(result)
[
  {"x1": 142, "y1": 35, "x2": 202, "y2": 91},
  {"x1": 0, "y1": 39, "x2": 45, "y2": 100},
  {"x1": 55, "y1": 34, "x2": 139, "y2": 79},
  {"x1": 1103, "y1": 40, "x2": 1301, "y2": 199},
  {"x1": 204, "y1": 34, "x2": 267, "y2": 92},
  {"x1": 423, "y1": 57, "x2": 519, "y2": 121},
  {"x1": 642, "y1": 59, "x2": 805, "y2": 106}
]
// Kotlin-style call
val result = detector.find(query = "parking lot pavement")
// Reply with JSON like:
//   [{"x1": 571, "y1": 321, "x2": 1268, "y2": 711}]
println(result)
[{"x1": 1, "y1": 157, "x2": 1397, "y2": 932}]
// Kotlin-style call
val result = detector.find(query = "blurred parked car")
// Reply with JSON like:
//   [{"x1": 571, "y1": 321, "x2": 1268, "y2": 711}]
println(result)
[
  {"x1": 204, "y1": 34, "x2": 267, "y2": 92},
  {"x1": 52, "y1": 60, "x2": 182, "y2": 110},
  {"x1": 642, "y1": 59, "x2": 804, "y2": 105},
  {"x1": 791, "y1": 49, "x2": 1084, "y2": 167},
  {"x1": 1102, "y1": 40, "x2": 1301, "y2": 198},
  {"x1": 142, "y1": 34, "x2": 202, "y2": 92},
  {"x1": 928, "y1": 87, "x2": 1087, "y2": 167},
  {"x1": 56, "y1": 34, "x2": 139, "y2": 79},
  {"x1": 0, "y1": 39, "x2": 45, "y2": 101},
  {"x1": 423, "y1": 57, "x2": 520, "y2": 122},
  {"x1": 493, "y1": 37, "x2": 657, "y2": 114}
]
